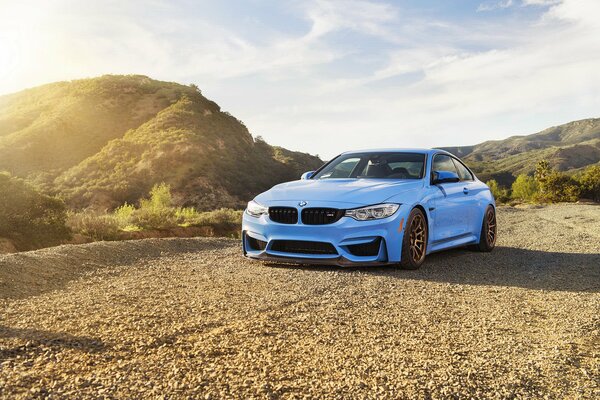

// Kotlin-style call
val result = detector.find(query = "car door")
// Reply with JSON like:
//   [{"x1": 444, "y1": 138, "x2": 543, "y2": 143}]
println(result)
[
  {"x1": 451, "y1": 157, "x2": 480, "y2": 235},
  {"x1": 430, "y1": 154, "x2": 471, "y2": 244}
]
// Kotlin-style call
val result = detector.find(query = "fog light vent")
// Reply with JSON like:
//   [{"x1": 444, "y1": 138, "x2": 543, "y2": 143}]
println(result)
[{"x1": 346, "y1": 238, "x2": 381, "y2": 257}]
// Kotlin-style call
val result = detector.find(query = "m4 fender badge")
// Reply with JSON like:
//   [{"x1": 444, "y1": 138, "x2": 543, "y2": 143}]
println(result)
[{"x1": 298, "y1": 201, "x2": 308, "y2": 207}]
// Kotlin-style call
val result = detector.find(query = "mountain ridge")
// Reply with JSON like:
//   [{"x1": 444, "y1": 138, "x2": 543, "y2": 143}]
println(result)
[
  {"x1": 0, "y1": 75, "x2": 323, "y2": 210},
  {"x1": 440, "y1": 117, "x2": 600, "y2": 185}
]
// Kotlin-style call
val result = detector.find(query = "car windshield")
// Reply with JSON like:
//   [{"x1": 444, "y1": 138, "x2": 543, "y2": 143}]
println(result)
[{"x1": 312, "y1": 152, "x2": 426, "y2": 180}]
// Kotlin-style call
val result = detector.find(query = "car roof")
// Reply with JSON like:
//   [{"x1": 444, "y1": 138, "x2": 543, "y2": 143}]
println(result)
[{"x1": 340, "y1": 148, "x2": 453, "y2": 156}]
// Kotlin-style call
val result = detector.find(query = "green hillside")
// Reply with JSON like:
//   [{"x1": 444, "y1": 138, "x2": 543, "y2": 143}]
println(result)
[
  {"x1": 441, "y1": 118, "x2": 600, "y2": 186},
  {"x1": 0, "y1": 75, "x2": 323, "y2": 210}
]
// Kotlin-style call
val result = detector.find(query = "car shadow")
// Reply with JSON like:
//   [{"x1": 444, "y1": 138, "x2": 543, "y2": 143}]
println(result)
[
  {"x1": 265, "y1": 246, "x2": 600, "y2": 293},
  {"x1": 0, "y1": 325, "x2": 105, "y2": 361}
]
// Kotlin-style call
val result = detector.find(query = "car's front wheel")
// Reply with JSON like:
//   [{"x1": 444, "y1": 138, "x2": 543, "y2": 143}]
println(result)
[
  {"x1": 475, "y1": 205, "x2": 496, "y2": 252},
  {"x1": 399, "y1": 208, "x2": 428, "y2": 270}
]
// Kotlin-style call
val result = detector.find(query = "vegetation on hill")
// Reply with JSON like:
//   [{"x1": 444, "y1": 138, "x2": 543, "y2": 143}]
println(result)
[
  {"x1": 0, "y1": 75, "x2": 323, "y2": 210},
  {"x1": 0, "y1": 173, "x2": 70, "y2": 250},
  {"x1": 66, "y1": 183, "x2": 242, "y2": 242},
  {"x1": 486, "y1": 161, "x2": 599, "y2": 204},
  {"x1": 442, "y1": 118, "x2": 600, "y2": 186}
]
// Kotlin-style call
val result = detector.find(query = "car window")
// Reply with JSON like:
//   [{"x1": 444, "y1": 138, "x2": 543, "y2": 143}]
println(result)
[
  {"x1": 317, "y1": 157, "x2": 361, "y2": 179},
  {"x1": 312, "y1": 152, "x2": 426, "y2": 180},
  {"x1": 432, "y1": 154, "x2": 458, "y2": 175},
  {"x1": 452, "y1": 158, "x2": 474, "y2": 181}
]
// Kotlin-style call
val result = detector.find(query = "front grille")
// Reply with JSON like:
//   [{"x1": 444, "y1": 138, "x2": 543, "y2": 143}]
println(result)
[
  {"x1": 270, "y1": 240, "x2": 338, "y2": 255},
  {"x1": 246, "y1": 235, "x2": 267, "y2": 251},
  {"x1": 301, "y1": 208, "x2": 345, "y2": 225},
  {"x1": 347, "y1": 238, "x2": 382, "y2": 257},
  {"x1": 269, "y1": 207, "x2": 298, "y2": 224}
]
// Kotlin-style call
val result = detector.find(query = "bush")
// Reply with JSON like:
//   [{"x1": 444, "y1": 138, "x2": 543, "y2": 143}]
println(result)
[
  {"x1": 534, "y1": 160, "x2": 580, "y2": 202},
  {"x1": 577, "y1": 165, "x2": 600, "y2": 202},
  {"x1": 511, "y1": 174, "x2": 539, "y2": 202},
  {"x1": 540, "y1": 173, "x2": 580, "y2": 202},
  {"x1": 66, "y1": 211, "x2": 120, "y2": 241},
  {"x1": 114, "y1": 203, "x2": 137, "y2": 230},
  {"x1": 131, "y1": 183, "x2": 179, "y2": 229},
  {"x1": 140, "y1": 182, "x2": 172, "y2": 210},
  {"x1": 0, "y1": 172, "x2": 70, "y2": 250},
  {"x1": 68, "y1": 184, "x2": 243, "y2": 238},
  {"x1": 486, "y1": 179, "x2": 510, "y2": 203},
  {"x1": 175, "y1": 207, "x2": 201, "y2": 226},
  {"x1": 130, "y1": 207, "x2": 178, "y2": 230}
]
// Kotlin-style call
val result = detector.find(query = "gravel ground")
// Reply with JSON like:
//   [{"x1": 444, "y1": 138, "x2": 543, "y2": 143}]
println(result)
[{"x1": 1, "y1": 204, "x2": 599, "y2": 399}]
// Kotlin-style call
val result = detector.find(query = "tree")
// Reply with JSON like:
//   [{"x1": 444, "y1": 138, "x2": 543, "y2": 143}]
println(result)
[
  {"x1": 511, "y1": 174, "x2": 538, "y2": 202},
  {"x1": 533, "y1": 161, "x2": 579, "y2": 202},
  {"x1": 577, "y1": 165, "x2": 600, "y2": 202},
  {"x1": 534, "y1": 160, "x2": 551, "y2": 186},
  {"x1": 542, "y1": 173, "x2": 580, "y2": 202},
  {"x1": 486, "y1": 179, "x2": 510, "y2": 203}
]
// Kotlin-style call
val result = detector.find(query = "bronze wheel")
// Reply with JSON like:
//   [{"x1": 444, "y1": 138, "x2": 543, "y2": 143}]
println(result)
[
  {"x1": 486, "y1": 208, "x2": 497, "y2": 247},
  {"x1": 400, "y1": 208, "x2": 428, "y2": 269},
  {"x1": 409, "y1": 214, "x2": 426, "y2": 263},
  {"x1": 475, "y1": 205, "x2": 496, "y2": 252}
]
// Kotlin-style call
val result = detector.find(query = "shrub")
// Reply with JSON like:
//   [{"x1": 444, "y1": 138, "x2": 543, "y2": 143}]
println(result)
[
  {"x1": 539, "y1": 172, "x2": 580, "y2": 202},
  {"x1": 131, "y1": 183, "x2": 178, "y2": 229},
  {"x1": 66, "y1": 211, "x2": 120, "y2": 241},
  {"x1": 175, "y1": 207, "x2": 201, "y2": 226},
  {"x1": 534, "y1": 160, "x2": 580, "y2": 202},
  {"x1": 140, "y1": 182, "x2": 172, "y2": 210},
  {"x1": 486, "y1": 179, "x2": 510, "y2": 203},
  {"x1": 130, "y1": 207, "x2": 178, "y2": 230},
  {"x1": 114, "y1": 203, "x2": 136, "y2": 228},
  {"x1": 192, "y1": 208, "x2": 243, "y2": 236},
  {"x1": 0, "y1": 172, "x2": 70, "y2": 250},
  {"x1": 576, "y1": 165, "x2": 600, "y2": 202},
  {"x1": 511, "y1": 174, "x2": 539, "y2": 202}
]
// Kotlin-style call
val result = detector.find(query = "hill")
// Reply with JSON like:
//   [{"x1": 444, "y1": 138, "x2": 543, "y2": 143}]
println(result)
[
  {"x1": 442, "y1": 118, "x2": 600, "y2": 186},
  {"x1": 0, "y1": 75, "x2": 323, "y2": 210}
]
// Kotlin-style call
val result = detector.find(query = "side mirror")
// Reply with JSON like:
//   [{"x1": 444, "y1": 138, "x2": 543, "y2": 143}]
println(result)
[
  {"x1": 432, "y1": 170, "x2": 460, "y2": 184},
  {"x1": 301, "y1": 171, "x2": 315, "y2": 180}
]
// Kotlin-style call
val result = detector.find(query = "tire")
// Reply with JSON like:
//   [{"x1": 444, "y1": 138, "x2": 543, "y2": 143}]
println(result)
[
  {"x1": 475, "y1": 205, "x2": 497, "y2": 252},
  {"x1": 399, "y1": 208, "x2": 428, "y2": 269}
]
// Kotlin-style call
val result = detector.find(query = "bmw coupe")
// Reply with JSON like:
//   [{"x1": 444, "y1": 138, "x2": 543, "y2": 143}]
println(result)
[{"x1": 242, "y1": 149, "x2": 496, "y2": 269}]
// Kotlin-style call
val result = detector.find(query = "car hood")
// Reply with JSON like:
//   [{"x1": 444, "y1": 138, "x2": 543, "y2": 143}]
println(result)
[{"x1": 255, "y1": 179, "x2": 423, "y2": 206}]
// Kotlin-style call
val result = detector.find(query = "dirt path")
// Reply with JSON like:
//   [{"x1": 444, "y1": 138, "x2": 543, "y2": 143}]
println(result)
[{"x1": 1, "y1": 204, "x2": 599, "y2": 398}]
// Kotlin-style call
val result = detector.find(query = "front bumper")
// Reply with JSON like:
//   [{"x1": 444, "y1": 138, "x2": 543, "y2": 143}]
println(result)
[{"x1": 242, "y1": 201, "x2": 407, "y2": 266}]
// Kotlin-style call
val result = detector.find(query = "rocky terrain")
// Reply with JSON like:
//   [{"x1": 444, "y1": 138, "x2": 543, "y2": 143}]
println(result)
[{"x1": 0, "y1": 204, "x2": 598, "y2": 398}]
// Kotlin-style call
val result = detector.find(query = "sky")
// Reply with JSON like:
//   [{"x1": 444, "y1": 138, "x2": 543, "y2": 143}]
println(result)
[{"x1": 0, "y1": 0, "x2": 599, "y2": 158}]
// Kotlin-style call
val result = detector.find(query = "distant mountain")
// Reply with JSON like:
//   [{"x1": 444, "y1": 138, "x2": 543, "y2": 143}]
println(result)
[
  {"x1": 0, "y1": 75, "x2": 323, "y2": 210},
  {"x1": 441, "y1": 118, "x2": 600, "y2": 186}
]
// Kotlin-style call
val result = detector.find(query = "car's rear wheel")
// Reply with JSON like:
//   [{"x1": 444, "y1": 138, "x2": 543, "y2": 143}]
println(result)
[
  {"x1": 475, "y1": 205, "x2": 496, "y2": 252},
  {"x1": 400, "y1": 208, "x2": 428, "y2": 269}
]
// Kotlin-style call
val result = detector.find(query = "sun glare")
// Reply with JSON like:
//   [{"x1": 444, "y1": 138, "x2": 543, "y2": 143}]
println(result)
[{"x1": 0, "y1": 1, "x2": 52, "y2": 93}]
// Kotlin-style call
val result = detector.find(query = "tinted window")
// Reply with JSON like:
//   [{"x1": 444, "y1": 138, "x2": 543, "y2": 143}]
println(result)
[
  {"x1": 432, "y1": 155, "x2": 458, "y2": 175},
  {"x1": 452, "y1": 158, "x2": 474, "y2": 181},
  {"x1": 318, "y1": 157, "x2": 361, "y2": 179},
  {"x1": 312, "y1": 152, "x2": 426, "y2": 180}
]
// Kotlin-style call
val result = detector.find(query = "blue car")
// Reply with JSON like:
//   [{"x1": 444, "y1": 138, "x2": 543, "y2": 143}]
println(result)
[{"x1": 242, "y1": 149, "x2": 496, "y2": 269}]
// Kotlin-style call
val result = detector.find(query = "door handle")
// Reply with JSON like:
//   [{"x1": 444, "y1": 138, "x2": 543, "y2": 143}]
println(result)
[{"x1": 463, "y1": 187, "x2": 469, "y2": 195}]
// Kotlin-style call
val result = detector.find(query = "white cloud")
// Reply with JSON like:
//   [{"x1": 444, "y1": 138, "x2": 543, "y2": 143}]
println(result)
[
  {"x1": 477, "y1": 0, "x2": 514, "y2": 12},
  {"x1": 522, "y1": 0, "x2": 561, "y2": 5}
]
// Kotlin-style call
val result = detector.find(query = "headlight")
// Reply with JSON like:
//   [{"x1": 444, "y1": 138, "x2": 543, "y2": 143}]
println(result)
[
  {"x1": 345, "y1": 203, "x2": 400, "y2": 221},
  {"x1": 246, "y1": 200, "x2": 268, "y2": 218}
]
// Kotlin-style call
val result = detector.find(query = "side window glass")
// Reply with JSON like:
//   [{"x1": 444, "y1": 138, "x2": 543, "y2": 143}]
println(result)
[
  {"x1": 452, "y1": 159, "x2": 474, "y2": 181},
  {"x1": 432, "y1": 155, "x2": 458, "y2": 175}
]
